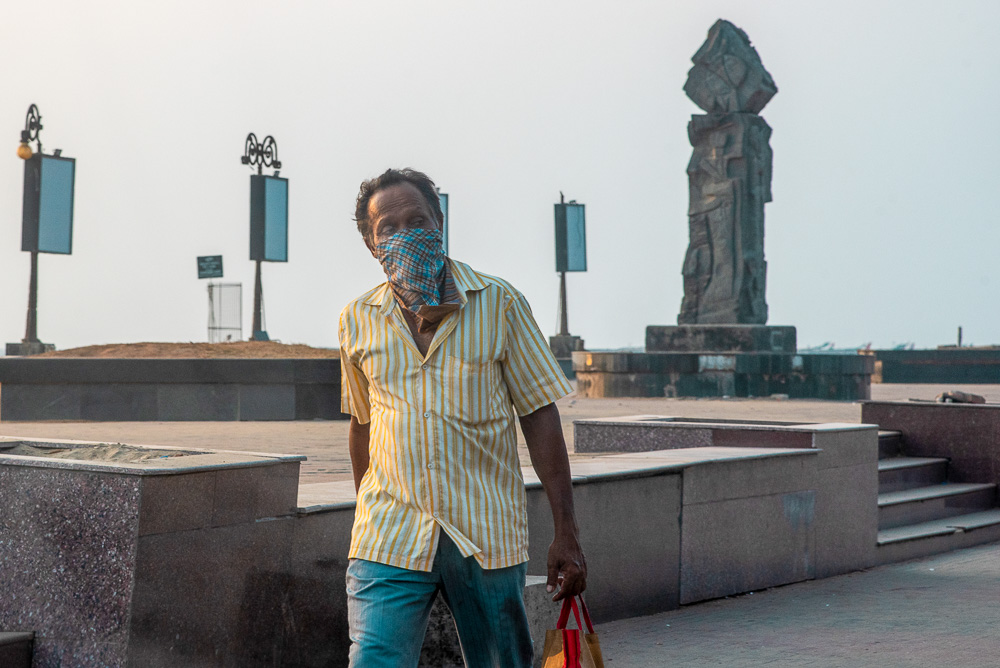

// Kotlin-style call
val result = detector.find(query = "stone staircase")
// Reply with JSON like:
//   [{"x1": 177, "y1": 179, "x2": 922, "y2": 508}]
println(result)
[{"x1": 877, "y1": 430, "x2": 1000, "y2": 563}]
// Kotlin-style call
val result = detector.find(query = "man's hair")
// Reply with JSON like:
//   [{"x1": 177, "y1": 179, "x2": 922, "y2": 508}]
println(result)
[{"x1": 354, "y1": 168, "x2": 443, "y2": 246}]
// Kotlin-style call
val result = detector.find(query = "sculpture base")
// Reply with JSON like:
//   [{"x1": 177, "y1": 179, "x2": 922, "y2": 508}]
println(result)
[
  {"x1": 549, "y1": 335, "x2": 584, "y2": 379},
  {"x1": 5, "y1": 342, "x2": 55, "y2": 357},
  {"x1": 647, "y1": 325, "x2": 796, "y2": 353},
  {"x1": 549, "y1": 334, "x2": 584, "y2": 358},
  {"x1": 573, "y1": 350, "x2": 872, "y2": 401}
]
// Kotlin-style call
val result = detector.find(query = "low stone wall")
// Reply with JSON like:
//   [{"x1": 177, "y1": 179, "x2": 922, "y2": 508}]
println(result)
[
  {"x1": 872, "y1": 348, "x2": 1000, "y2": 383},
  {"x1": 0, "y1": 358, "x2": 347, "y2": 421},
  {"x1": 574, "y1": 417, "x2": 879, "y2": 582},
  {"x1": 573, "y1": 351, "x2": 873, "y2": 400},
  {"x1": 1, "y1": 419, "x2": 880, "y2": 668}
]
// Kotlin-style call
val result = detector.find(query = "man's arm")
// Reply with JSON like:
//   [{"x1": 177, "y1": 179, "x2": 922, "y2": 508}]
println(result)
[
  {"x1": 519, "y1": 402, "x2": 587, "y2": 601},
  {"x1": 349, "y1": 416, "x2": 371, "y2": 493}
]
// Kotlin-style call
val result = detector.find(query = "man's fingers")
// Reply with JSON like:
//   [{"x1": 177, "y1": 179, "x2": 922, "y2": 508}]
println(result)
[
  {"x1": 546, "y1": 562, "x2": 560, "y2": 593},
  {"x1": 550, "y1": 562, "x2": 586, "y2": 601}
]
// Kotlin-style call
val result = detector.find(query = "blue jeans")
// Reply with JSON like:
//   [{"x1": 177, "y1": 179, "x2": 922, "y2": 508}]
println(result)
[{"x1": 346, "y1": 532, "x2": 532, "y2": 668}]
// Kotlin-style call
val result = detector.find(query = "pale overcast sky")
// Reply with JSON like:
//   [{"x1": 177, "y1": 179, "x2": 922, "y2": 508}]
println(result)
[{"x1": 2, "y1": 0, "x2": 998, "y2": 352}]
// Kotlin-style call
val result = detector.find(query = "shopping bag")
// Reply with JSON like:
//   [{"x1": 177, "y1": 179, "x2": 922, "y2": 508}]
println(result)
[{"x1": 540, "y1": 596, "x2": 604, "y2": 668}]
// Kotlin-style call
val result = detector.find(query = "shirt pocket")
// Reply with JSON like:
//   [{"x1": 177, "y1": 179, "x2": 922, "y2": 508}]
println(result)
[{"x1": 444, "y1": 356, "x2": 503, "y2": 423}]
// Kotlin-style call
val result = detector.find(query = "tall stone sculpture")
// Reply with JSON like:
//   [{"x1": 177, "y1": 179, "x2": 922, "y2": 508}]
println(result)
[
  {"x1": 572, "y1": 19, "x2": 874, "y2": 400},
  {"x1": 678, "y1": 20, "x2": 777, "y2": 325}
]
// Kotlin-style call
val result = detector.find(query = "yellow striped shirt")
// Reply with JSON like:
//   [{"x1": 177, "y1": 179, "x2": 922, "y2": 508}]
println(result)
[{"x1": 339, "y1": 259, "x2": 572, "y2": 571}]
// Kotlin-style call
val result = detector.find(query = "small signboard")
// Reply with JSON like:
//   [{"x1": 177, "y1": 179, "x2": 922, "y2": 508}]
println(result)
[
  {"x1": 22, "y1": 154, "x2": 76, "y2": 255},
  {"x1": 250, "y1": 174, "x2": 288, "y2": 262},
  {"x1": 197, "y1": 255, "x2": 224, "y2": 279},
  {"x1": 554, "y1": 202, "x2": 587, "y2": 272}
]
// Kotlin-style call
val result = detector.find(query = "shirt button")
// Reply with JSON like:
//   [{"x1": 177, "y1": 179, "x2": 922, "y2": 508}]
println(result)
[
  {"x1": 427, "y1": 462, "x2": 434, "y2": 469},
  {"x1": 423, "y1": 412, "x2": 430, "y2": 418},
  {"x1": 432, "y1": 513, "x2": 438, "y2": 519},
  {"x1": 421, "y1": 364, "x2": 428, "y2": 370}
]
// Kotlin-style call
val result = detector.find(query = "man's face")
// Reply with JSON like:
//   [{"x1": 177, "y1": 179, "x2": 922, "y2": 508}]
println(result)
[{"x1": 366, "y1": 182, "x2": 442, "y2": 255}]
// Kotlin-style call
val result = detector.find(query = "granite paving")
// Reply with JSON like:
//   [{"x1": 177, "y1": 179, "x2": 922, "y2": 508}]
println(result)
[{"x1": 597, "y1": 541, "x2": 1000, "y2": 667}]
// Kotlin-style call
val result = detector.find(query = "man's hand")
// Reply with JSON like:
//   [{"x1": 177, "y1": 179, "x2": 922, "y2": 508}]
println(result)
[
  {"x1": 519, "y1": 402, "x2": 587, "y2": 601},
  {"x1": 547, "y1": 529, "x2": 587, "y2": 601}
]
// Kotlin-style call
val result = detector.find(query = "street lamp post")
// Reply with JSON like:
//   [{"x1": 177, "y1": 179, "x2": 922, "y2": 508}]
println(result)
[
  {"x1": 549, "y1": 191, "x2": 587, "y2": 369},
  {"x1": 241, "y1": 133, "x2": 287, "y2": 342},
  {"x1": 7, "y1": 104, "x2": 75, "y2": 356},
  {"x1": 436, "y1": 187, "x2": 449, "y2": 255}
]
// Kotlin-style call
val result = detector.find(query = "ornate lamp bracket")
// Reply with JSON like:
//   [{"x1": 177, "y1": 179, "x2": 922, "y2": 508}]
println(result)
[{"x1": 240, "y1": 132, "x2": 281, "y2": 175}]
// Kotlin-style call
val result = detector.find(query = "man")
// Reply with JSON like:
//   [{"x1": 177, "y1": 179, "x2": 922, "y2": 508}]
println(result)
[{"x1": 339, "y1": 168, "x2": 586, "y2": 667}]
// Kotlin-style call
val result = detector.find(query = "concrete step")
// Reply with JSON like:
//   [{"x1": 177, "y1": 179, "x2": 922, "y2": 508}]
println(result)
[
  {"x1": 0, "y1": 632, "x2": 33, "y2": 668},
  {"x1": 878, "y1": 456, "x2": 949, "y2": 493},
  {"x1": 878, "y1": 483, "x2": 997, "y2": 530},
  {"x1": 878, "y1": 430, "x2": 902, "y2": 460},
  {"x1": 876, "y1": 509, "x2": 1000, "y2": 565}
]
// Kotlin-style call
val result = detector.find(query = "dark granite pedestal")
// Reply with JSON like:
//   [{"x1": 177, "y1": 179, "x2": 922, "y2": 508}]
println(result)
[
  {"x1": 574, "y1": 350, "x2": 872, "y2": 400},
  {"x1": 646, "y1": 325, "x2": 796, "y2": 354},
  {"x1": 575, "y1": 325, "x2": 872, "y2": 400},
  {"x1": 549, "y1": 334, "x2": 584, "y2": 379},
  {"x1": 5, "y1": 341, "x2": 55, "y2": 356}
]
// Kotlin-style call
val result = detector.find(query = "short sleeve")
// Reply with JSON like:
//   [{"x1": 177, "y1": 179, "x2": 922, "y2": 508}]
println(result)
[
  {"x1": 339, "y1": 305, "x2": 372, "y2": 424},
  {"x1": 500, "y1": 294, "x2": 573, "y2": 416}
]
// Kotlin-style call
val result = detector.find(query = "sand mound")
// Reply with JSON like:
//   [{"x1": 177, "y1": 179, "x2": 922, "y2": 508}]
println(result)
[{"x1": 35, "y1": 341, "x2": 339, "y2": 359}]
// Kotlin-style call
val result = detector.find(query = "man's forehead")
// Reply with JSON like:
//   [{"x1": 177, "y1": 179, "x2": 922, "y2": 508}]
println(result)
[{"x1": 369, "y1": 183, "x2": 427, "y2": 219}]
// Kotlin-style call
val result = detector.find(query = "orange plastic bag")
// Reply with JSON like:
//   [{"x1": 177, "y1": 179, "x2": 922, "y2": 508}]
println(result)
[{"x1": 540, "y1": 596, "x2": 604, "y2": 668}]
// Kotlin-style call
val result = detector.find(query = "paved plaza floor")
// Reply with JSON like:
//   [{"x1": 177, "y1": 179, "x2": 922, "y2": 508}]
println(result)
[
  {"x1": 4, "y1": 383, "x2": 999, "y2": 484},
  {"x1": 599, "y1": 541, "x2": 1000, "y2": 667}
]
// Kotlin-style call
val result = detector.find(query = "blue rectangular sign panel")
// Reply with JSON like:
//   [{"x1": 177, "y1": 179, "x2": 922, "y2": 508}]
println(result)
[
  {"x1": 438, "y1": 191, "x2": 449, "y2": 255},
  {"x1": 264, "y1": 177, "x2": 288, "y2": 262},
  {"x1": 554, "y1": 202, "x2": 586, "y2": 272},
  {"x1": 22, "y1": 154, "x2": 75, "y2": 254},
  {"x1": 564, "y1": 204, "x2": 586, "y2": 271},
  {"x1": 250, "y1": 175, "x2": 288, "y2": 262}
]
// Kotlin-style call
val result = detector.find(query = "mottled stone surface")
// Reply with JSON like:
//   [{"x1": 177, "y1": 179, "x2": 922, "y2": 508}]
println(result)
[
  {"x1": 0, "y1": 467, "x2": 141, "y2": 667},
  {"x1": 684, "y1": 19, "x2": 777, "y2": 114},
  {"x1": 861, "y1": 401, "x2": 1000, "y2": 484},
  {"x1": 646, "y1": 324, "x2": 796, "y2": 353},
  {"x1": 679, "y1": 20, "x2": 776, "y2": 326},
  {"x1": 548, "y1": 334, "x2": 584, "y2": 359},
  {"x1": 527, "y1": 473, "x2": 682, "y2": 622},
  {"x1": 681, "y1": 490, "x2": 816, "y2": 604},
  {"x1": 679, "y1": 113, "x2": 773, "y2": 324}
]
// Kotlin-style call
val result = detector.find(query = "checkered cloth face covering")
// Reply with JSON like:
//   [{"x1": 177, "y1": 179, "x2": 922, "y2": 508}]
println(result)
[{"x1": 375, "y1": 228, "x2": 450, "y2": 310}]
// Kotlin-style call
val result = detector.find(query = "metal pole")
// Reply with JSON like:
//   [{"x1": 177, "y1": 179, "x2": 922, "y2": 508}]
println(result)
[
  {"x1": 252, "y1": 260, "x2": 263, "y2": 338},
  {"x1": 24, "y1": 251, "x2": 39, "y2": 343},
  {"x1": 958, "y1": 326, "x2": 963, "y2": 348},
  {"x1": 558, "y1": 270, "x2": 569, "y2": 336}
]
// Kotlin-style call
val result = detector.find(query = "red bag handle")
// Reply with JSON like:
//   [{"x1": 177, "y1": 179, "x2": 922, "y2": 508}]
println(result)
[{"x1": 556, "y1": 596, "x2": 595, "y2": 634}]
